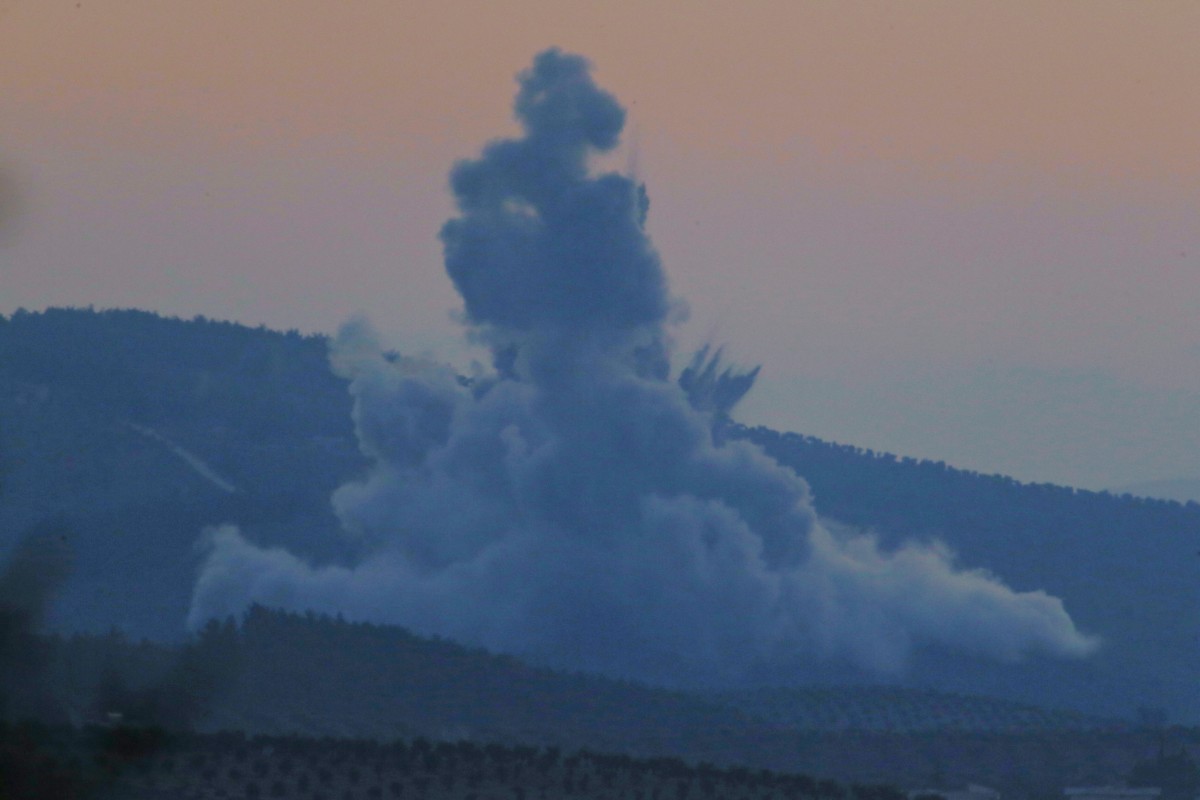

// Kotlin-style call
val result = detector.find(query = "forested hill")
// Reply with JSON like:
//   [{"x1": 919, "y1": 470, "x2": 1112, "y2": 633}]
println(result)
[
  {"x1": 0, "y1": 306, "x2": 350, "y2": 441},
  {"x1": 735, "y1": 423, "x2": 1200, "y2": 548},
  {"x1": 1, "y1": 307, "x2": 1198, "y2": 722},
  {"x1": 22, "y1": 605, "x2": 775, "y2": 752},
  {"x1": 14, "y1": 606, "x2": 1157, "y2": 793},
  {"x1": 734, "y1": 423, "x2": 1200, "y2": 720},
  {"x1": 736, "y1": 420, "x2": 1200, "y2": 640}
]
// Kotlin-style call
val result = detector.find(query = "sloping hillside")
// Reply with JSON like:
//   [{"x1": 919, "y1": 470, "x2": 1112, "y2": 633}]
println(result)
[
  {"x1": 0, "y1": 722, "x2": 892, "y2": 800},
  {"x1": 9, "y1": 609, "x2": 1186, "y2": 796},
  {"x1": 0, "y1": 308, "x2": 363, "y2": 639},
  {"x1": 735, "y1": 425, "x2": 1200, "y2": 720},
  {"x1": 1115, "y1": 477, "x2": 1200, "y2": 505},
  {"x1": 1, "y1": 307, "x2": 1198, "y2": 722},
  {"x1": 706, "y1": 686, "x2": 1115, "y2": 734}
]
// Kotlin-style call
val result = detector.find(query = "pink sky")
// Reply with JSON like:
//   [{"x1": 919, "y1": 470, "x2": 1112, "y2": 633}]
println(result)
[{"x1": 2, "y1": 1, "x2": 1198, "y2": 489}]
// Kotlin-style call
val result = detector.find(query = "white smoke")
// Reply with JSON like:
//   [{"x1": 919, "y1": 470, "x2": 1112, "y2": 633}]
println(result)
[{"x1": 189, "y1": 49, "x2": 1098, "y2": 685}]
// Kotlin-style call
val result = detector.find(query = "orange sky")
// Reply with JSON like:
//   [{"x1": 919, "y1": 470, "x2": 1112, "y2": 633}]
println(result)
[
  {"x1": 2, "y1": 1, "x2": 1199, "y2": 489},
  {"x1": 7, "y1": 1, "x2": 1200, "y2": 182}
]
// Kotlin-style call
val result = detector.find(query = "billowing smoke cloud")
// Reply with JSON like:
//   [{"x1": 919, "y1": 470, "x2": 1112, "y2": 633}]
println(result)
[{"x1": 189, "y1": 49, "x2": 1097, "y2": 685}]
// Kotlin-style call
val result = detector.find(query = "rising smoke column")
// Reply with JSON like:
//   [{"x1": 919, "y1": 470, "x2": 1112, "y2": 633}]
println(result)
[{"x1": 190, "y1": 49, "x2": 1097, "y2": 685}]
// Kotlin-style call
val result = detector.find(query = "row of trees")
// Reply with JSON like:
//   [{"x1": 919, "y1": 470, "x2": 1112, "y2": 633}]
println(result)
[
  {"x1": 7, "y1": 605, "x2": 1193, "y2": 794},
  {"x1": 0, "y1": 720, "x2": 904, "y2": 800}
]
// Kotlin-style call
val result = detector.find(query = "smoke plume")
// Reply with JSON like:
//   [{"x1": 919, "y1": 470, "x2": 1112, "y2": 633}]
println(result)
[{"x1": 190, "y1": 49, "x2": 1097, "y2": 685}]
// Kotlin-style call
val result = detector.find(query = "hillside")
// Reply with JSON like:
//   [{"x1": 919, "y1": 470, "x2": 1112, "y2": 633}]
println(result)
[
  {"x1": 706, "y1": 687, "x2": 1114, "y2": 735},
  {"x1": 24, "y1": 608, "x2": 1118, "y2": 751},
  {"x1": 0, "y1": 307, "x2": 363, "y2": 640},
  {"x1": 1114, "y1": 477, "x2": 1200, "y2": 505},
  {"x1": 16, "y1": 607, "x2": 768, "y2": 753},
  {"x1": 11, "y1": 607, "x2": 1189, "y2": 796},
  {"x1": 735, "y1": 425, "x2": 1200, "y2": 720},
  {"x1": 13, "y1": 721, "x2": 1198, "y2": 800},
  {"x1": 1, "y1": 307, "x2": 1198, "y2": 722},
  {"x1": 1, "y1": 723, "x2": 894, "y2": 800}
]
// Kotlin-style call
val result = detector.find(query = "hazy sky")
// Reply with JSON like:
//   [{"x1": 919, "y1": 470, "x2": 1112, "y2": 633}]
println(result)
[{"x1": 3, "y1": 1, "x2": 1198, "y2": 491}]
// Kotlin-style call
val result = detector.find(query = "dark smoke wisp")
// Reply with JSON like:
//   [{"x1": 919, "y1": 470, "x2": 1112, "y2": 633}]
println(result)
[
  {"x1": 679, "y1": 345, "x2": 760, "y2": 419},
  {"x1": 190, "y1": 49, "x2": 1097, "y2": 686},
  {"x1": 0, "y1": 523, "x2": 74, "y2": 722}
]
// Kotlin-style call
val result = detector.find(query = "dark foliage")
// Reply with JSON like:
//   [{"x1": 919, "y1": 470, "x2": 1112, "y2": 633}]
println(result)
[
  {"x1": 6, "y1": 605, "x2": 1196, "y2": 796},
  {"x1": 1129, "y1": 748, "x2": 1200, "y2": 800}
]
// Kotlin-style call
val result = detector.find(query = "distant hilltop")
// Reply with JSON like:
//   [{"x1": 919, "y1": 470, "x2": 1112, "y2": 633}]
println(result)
[{"x1": 1110, "y1": 477, "x2": 1200, "y2": 505}]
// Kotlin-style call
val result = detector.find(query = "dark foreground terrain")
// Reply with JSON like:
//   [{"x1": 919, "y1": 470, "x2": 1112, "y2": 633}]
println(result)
[
  {"x1": 3, "y1": 722, "x2": 896, "y2": 800},
  {"x1": 4, "y1": 721, "x2": 1198, "y2": 800},
  {"x1": 5, "y1": 607, "x2": 1197, "y2": 799}
]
